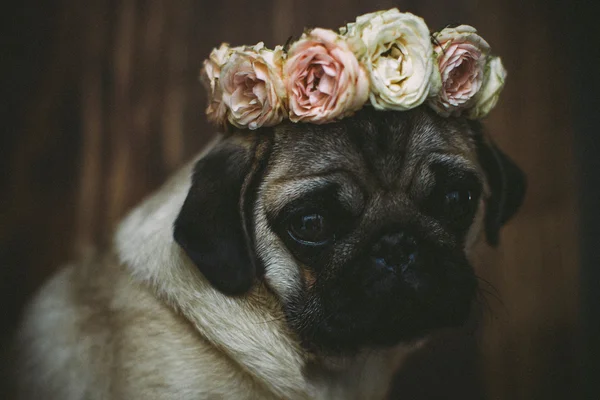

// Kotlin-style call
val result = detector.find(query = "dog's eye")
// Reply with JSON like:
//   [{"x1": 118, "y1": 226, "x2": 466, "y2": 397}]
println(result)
[
  {"x1": 443, "y1": 188, "x2": 476, "y2": 220},
  {"x1": 422, "y1": 164, "x2": 482, "y2": 231},
  {"x1": 288, "y1": 213, "x2": 331, "y2": 245}
]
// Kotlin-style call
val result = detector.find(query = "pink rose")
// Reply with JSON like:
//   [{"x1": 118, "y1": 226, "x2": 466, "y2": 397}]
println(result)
[
  {"x1": 220, "y1": 43, "x2": 287, "y2": 130},
  {"x1": 201, "y1": 43, "x2": 233, "y2": 126},
  {"x1": 429, "y1": 25, "x2": 491, "y2": 117},
  {"x1": 284, "y1": 28, "x2": 369, "y2": 124}
]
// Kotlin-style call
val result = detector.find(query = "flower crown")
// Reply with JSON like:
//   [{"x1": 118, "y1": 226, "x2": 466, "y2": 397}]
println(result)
[{"x1": 201, "y1": 8, "x2": 507, "y2": 130}]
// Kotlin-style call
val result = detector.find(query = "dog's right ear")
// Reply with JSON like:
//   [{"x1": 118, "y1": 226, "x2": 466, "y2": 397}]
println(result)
[
  {"x1": 474, "y1": 131, "x2": 527, "y2": 246},
  {"x1": 173, "y1": 135, "x2": 271, "y2": 295}
]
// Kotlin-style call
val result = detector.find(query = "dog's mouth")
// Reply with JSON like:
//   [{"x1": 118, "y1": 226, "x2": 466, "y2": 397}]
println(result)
[{"x1": 284, "y1": 254, "x2": 478, "y2": 355}]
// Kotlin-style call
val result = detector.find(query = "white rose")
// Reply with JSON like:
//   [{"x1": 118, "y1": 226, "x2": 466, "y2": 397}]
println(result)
[
  {"x1": 220, "y1": 43, "x2": 287, "y2": 130},
  {"x1": 466, "y1": 56, "x2": 507, "y2": 119},
  {"x1": 341, "y1": 8, "x2": 440, "y2": 111}
]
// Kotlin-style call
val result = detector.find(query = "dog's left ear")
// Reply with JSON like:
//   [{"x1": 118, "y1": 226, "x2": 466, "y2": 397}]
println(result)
[
  {"x1": 473, "y1": 127, "x2": 527, "y2": 246},
  {"x1": 173, "y1": 133, "x2": 272, "y2": 295}
]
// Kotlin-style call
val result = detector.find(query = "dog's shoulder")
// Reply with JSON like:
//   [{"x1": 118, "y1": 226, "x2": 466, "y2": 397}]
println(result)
[{"x1": 14, "y1": 254, "x2": 119, "y2": 399}]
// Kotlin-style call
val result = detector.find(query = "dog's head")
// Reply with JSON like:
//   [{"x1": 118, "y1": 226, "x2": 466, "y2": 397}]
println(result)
[{"x1": 174, "y1": 106, "x2": 525, "y2": 354}]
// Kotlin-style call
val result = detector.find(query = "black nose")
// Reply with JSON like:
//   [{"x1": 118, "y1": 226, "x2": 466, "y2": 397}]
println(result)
[{"x1": 370, "y1": 231, "x2": 418, "y2": 274}]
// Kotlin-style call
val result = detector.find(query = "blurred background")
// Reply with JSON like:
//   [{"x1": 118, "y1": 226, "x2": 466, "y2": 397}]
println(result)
[{"x1": 1, "y1": 0, "x2": 597, "y2": 399}]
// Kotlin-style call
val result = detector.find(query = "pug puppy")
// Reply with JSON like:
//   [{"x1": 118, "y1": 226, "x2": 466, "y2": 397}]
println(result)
[{"x1": 13, "y1": 106, "x2": 525, "y2": 400}]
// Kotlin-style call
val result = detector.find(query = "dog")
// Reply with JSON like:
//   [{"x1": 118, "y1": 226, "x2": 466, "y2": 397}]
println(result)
[{"x1": 13, "y1": 106, "x2": 525, "y2": 399}]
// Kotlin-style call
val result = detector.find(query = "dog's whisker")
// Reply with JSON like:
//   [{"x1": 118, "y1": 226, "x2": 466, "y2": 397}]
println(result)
[
  {"x1": 474, "y1": 292, "x2": 495, "y2": 321},
  {"x1": 476, "y1": 283, "x2": 505, "y2": 307},
  {"x1": 475, "y1": 275, "x2": 502, "y2": 297}
]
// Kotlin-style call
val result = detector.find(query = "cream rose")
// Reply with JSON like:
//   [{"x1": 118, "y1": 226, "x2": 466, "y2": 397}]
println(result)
[
  {"x1": 466, "y1": 56, "x2": 507, "y2": 119},
  {"x1": 284, "y1": 28, "x2": 369, "y2": 123},
  {"x1": 341, "y1": 8, "x2": 440, "y2": 111},
  {"x1": 429, "y1": 25, "x2": 490, "y2": 117},
  {"x1": 220, "y1": 43, "x2": 287, "y2": 130},
  {"x1": 201, "y1": 43, "x2": 233, "y2": 125}
]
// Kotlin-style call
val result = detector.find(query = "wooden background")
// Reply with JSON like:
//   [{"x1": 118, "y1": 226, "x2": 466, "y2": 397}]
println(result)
[{"x1": 0, "y1": 0, "x2": 582, "y2": 398}]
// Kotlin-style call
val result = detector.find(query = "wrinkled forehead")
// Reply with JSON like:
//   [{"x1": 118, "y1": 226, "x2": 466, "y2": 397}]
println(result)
[{"x1": 267, "y1": 107, "x2": 477, "y2": 186}]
